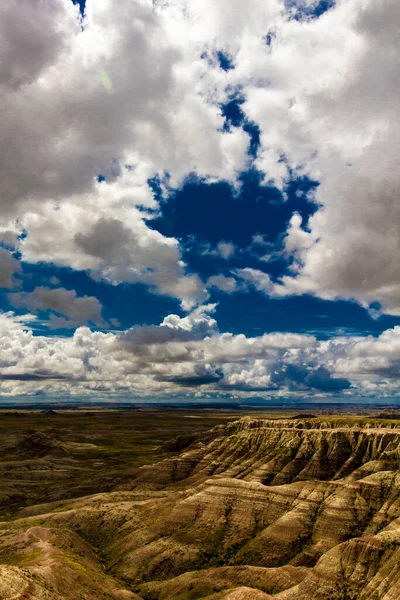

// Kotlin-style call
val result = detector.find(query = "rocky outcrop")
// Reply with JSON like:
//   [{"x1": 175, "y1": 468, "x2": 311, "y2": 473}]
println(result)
[
  {"x1": 126, "y1": 418, "x2": 400, "y2": 488},
  {"x1": 110, "y1": 418, "x2": 400, "y2": 598},
  {"x1": 2, "y1": 416, "x2": 400, "y2": 599}
]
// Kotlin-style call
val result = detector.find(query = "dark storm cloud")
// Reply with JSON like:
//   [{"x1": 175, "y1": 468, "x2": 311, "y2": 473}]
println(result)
[
  {"x1": 0, "y1": 372, "x2": 67, "y2": 381},
  {"x1": 155, "y1": 370, "x2": 224, "y2": 387}
]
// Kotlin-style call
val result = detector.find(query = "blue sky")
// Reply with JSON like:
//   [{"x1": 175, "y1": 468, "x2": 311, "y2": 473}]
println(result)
[
  {"x1": 1, "y1": 0, "x2": 399, "y2": 404},
  {"x1": 4, "y1": 171, "x2": 399, "y2": 340}
]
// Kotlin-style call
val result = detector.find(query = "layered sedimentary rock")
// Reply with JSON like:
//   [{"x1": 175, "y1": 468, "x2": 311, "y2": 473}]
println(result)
[
  {"x1": 1, "y1": 417, "x2": 400, "y2": 599},
  {"x1": 127, "y1": 417, "x2": 400, "y2": 486}
]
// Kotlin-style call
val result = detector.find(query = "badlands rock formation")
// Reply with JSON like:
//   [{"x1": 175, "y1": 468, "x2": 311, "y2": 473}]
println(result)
[{"x1": 1, "y1": 416, "x2": 400, "y2": 599}]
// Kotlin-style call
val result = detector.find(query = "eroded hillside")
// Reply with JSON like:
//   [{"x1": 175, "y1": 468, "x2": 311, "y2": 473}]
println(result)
[{"x1": 1, "y1": 413, "x2": 400, "y2": 599}]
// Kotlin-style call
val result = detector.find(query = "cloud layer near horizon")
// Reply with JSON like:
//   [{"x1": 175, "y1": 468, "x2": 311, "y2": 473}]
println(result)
[{"x1": 1, "y1": 306, "x2": 400, "y2": 402}]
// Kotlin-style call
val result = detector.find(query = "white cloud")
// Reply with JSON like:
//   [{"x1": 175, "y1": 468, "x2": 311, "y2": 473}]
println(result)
[
  {"x1": 161, "y1": 304, "x2": 218, "y2": 335},
  {"x1": 3, "y1": 0, "x2": 397, "y2": 315},
  {"x1": 216, "y1": 242, "x2": 236, "y2": 260},
  {"x1": 226, "y1": 0, "x2": 400, "y2": 315},
  {"x1": 235, "y1": 268, "x2": 275, "y2": 295},
  {"x1": 0, "y1": 0, "x2": 254, "y2": 308},
  {"x1": 1, "y1": 305, "x2": 400, "y2": 400},
  {"x1": 10, "y1": 174, "x2": 207, "y2": 309},
  {"x1": 201, "y1": 241, "x2": 237, "y2": 261},
  {"x1": 206, "y1": 275, "x2": 238, "y2": 294},
  {"x1": 283, "y1": 213, "x2": 314, "y2": 265}
]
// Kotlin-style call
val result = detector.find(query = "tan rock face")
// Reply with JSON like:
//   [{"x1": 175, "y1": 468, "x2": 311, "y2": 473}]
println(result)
[
  {"x1": 2, "y1": 416, "x2": 400, "y2": 599},
  {"x1": 127, "y1": 419, "x2": 400, "y2": 488}
]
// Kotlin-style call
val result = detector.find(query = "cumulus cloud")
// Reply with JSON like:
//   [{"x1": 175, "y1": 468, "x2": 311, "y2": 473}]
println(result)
[
  {"x1": 12, "y1": 178, "x2": 207, "y2": 309},
  {"x1": 8, "y1": 287, "x2": 106, "y2": 328},
  {"x1": 270, "y1": 364, "x2": 351, "y2": 392},
  {"x1": 206, "y1": 275, "x2": 238, "y2": 294},
  {"x1": 0, "y1": 0, "x2": 254, "y2": 308},
  {"x1": 0, "y1": 0, "x2": 77, "y2": 92},
  {"x1": 155, "y1": 364, "x2": 224, "y2": 387},
  {"x1": 117, "y1": 304, "x2": 218, "y2": 353},
  {"x1": 235, "y1": 268, "x2": 275, "y2": 295},
  {"x1": 2, "y1": 0, "x2": 398, "y2": 316},
  {"x1": 226, "y1": 0, "x2": 400, "y2": 315},
  {"x1": 0, "y1": 307, "x2": 362, "y2": 400},
  {"x1": 0, "y1": 0, "x2": 247, "y2": 211},
  {"x1": 2, "y1": 305, "x2": 400, "y2": 401},
  {"x1": 162, "y1": 304, "x2": 218, "y2": 335}
]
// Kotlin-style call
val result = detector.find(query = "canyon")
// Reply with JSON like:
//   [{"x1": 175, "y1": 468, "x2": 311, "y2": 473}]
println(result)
[{"x1": 0, "y1": 411, "x2": 400, "y2": 599}]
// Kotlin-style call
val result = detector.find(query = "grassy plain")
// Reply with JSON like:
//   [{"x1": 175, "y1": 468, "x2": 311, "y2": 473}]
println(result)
[{"x1": 0, "y1": 408, "x2": 243, "y2": 518}]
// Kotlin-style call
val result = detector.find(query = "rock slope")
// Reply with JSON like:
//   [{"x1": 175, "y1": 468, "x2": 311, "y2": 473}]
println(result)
[{"x1": 1, "y1": 416, "x2": 400, "y2": 599}]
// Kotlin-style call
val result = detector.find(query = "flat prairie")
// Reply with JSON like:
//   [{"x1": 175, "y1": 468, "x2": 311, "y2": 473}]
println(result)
[{"x1": 0, "y1": 409, "x2": 242, "y2": 518}]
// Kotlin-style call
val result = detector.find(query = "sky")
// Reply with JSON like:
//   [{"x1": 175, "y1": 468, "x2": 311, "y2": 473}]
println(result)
[{"x1": 1, "y1": 0, "x2": 400, "y2": 405}]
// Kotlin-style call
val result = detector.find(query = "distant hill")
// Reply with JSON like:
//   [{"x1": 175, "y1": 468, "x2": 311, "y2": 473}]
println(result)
[
  {"x1": 14, "y1": 431, "x2": 69, "y2": 458},
  {"x1": 289, "y1": 413, "x2": 317, "y2": 419}
]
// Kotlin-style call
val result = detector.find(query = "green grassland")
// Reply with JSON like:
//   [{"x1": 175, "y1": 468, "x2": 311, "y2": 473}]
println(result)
[{"x1": 0, "y1": 409, "x2": 241, "y2": 518}]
